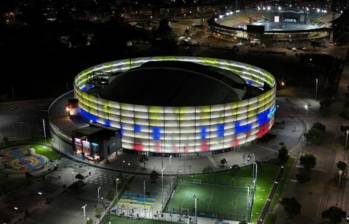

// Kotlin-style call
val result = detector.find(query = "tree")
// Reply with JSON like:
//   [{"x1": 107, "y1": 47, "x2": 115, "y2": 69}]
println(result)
[
  {"x1": 321, "y1": 206, "x2": 346, "y2": 224},
  {"x1": 304, "y1": 122, "x2": 326, "y2": 145},
  {"x1": 95, "y1": 207, "x2": 102, "y2": 218},
  {"x1": 75, "y1": 173, "x2": 85, "y2": 180},
  {"x1": 299, "y1": 154, "x2": 316, "y2": 171},
  {"x1": 280, "y1": 197, "x2": 301, "y2": 218},
  {"x1": 312, "y1": 122, "x2": 326, "y2": 132},
  {"x1": 150, "y1": 170, "x2": 159, "y2": 184},
  {"x1": 278, "y1": 146, "x2": 289, "y2": 164},
  {"x1": 86, "y1": 218, "x2": 93, "y2": 224},
  {"x1": 337, "y1": 161, "x2": 347, "y2": 171},
  {"x1": 220, "y1": 158, "x2": 227, "y2": 167}
]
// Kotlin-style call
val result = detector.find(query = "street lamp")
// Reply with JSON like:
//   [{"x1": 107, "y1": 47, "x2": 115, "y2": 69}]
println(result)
[
  {"x1": 280, "y1": 80, "x2": 285, "y2": 87},
  {"x1": 345, "y1": 130, "x2": 349, "y2": 150},
  {"x1": 315, "y1": 78, "x2": 319, "y2": 99},
  {"x1": 161, "y1": 167, "x2": 166, "y2": 209},
  {"x1": 115, "y1": 178, "x2": 119, "y2": 198},
  {"x1": 338, "y1": 169, "x2": 343, "y2": 186},
  {"x1": 82, "y1": 204, "x2": 87, "y2": 221},
  {"x1": 304, "y1": 104, "x2": 309, "y2": 111},
  {"x1": 193, "y1": 194, "x2": 198, "y2": 224},
  {"x1": 143, "y1": 179, "x2": 146, "y2": 216},
  {"x1": 97, "y1": 186, "x2": 101, "y2": 204},
  {"x1": 42, "y1": 118, "x2": 47, "y2": 140}
]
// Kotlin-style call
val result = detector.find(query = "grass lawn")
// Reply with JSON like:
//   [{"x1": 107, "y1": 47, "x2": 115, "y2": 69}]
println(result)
[
  {"x1": 102, "y1": 216, "x2": 180, "y2": 224},
  {"x1": 264, "y1": 158, "x2": 296, "y2": 224},
  {"x1": 251, "y1": 163, "x2": 280, "y2": 223},
  {"x1": 31, "y1": 144, "x2": 60, "y2": 160}
]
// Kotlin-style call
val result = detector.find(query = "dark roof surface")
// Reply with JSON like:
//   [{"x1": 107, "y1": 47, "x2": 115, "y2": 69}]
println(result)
[{"x1": 100, "y1": 61, "x2": 247, "y2": 106}]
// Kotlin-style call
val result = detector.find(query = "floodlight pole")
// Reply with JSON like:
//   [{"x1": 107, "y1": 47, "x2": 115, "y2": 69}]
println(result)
[
  {"x1": 345, "y1": 130, "x2": 349, "y2": 150},
  {"x1": 82, "y1": 204, "x2": 87, "y2": 222},
  {"x1": 247, "y1": 186, "x2": 250, "y2": 218},
  {"x1": 249, "y1": 156, "x2": 258, "y2": 222},
  {"x1": 115, "y1": 178, "x2": 119, "y2": 198},
  {"x1": 144, "y1": 179, "x2": 146, "y2": 216},
  {"x1": 42, "y1": 118, "x2": 47, "y2": 140},
  {"x1": 315, "y1": 77, "x2": 318, "y2": 99},
  {"x1": 161, "y1": 167, "x2": 165, "y2": 210},
  {"x1": 97, "y1": 186, "x2": 101, "y2": 205},
  {"x1": 194, "y1": 194, "x2": 198, "y2": 224}
]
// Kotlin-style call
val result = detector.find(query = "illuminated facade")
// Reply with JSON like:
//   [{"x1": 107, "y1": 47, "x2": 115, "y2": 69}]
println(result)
[{"x1": 74, "y1": 56, "x2": 276, "y2": 153}]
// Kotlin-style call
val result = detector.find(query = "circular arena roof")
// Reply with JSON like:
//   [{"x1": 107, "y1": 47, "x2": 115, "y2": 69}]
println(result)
[
  {"x1": 74, "y1": 56, "x2": 276, "y2": 153},
  {"x1": 100, "y1": 60, "x2": 248, "y2": 106}
]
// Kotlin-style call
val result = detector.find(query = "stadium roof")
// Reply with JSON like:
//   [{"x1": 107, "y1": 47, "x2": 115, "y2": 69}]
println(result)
[{"x1": 100, "y1": 61, "x2": 247, "y2": 107}]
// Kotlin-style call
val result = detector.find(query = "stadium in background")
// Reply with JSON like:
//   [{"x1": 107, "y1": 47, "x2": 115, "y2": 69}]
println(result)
[{"x1": 209, "y1": 4, "x2": 336, "y2": 46}]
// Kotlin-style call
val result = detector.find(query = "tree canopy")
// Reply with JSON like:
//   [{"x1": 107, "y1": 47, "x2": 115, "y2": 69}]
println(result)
[
  {"x1": 278, "y1": 145, "x2": 289, "y2": 164},
  {"x1": 280, "y1": 197, "x2": 301, "y2": 218},
  {"x1": 322, "y1": 206, "x2": 346, "y2": 224},
  {"x1": 300, "y1": 154, "x2": 316, "y2": 171},
  {"x1": 337, "y1": 161, "x2": 347, "y2": 171}
]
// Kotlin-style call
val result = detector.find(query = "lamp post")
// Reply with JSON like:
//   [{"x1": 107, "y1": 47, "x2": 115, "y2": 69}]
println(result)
[
  {"x1": 280, "y1": 80, "x2": 285, "y2": 87},
  {"x1": 143, "y1": 179, "x2": 146, "y2": 217},
  {"x1": 97, "y1": 186, "x2": 101, "y2": 205},
  {"x1": 82, "y1": 204, "x2": 87, "y2": 222},
  {"x1": 42, "y1": 118, "x2": 47, "y2": 140},
  {"x1": 161, "y1": 167, "x2": 165, "y2": 209},
  {"x1": 193, "y1": 194, "x2": 198, "y2": 224},
  {"x1": 115, "y1": 178, "x2": 119, "y2": 198},
  {"x1": 315, "y1": 78, "x2": 319, "y2": 99},
  {"x1": 338, "y1": 169, "x2": 343, "y2": 186},
  {"x1": 345, "y1": 130, "x2": 349, "y2": 150}
]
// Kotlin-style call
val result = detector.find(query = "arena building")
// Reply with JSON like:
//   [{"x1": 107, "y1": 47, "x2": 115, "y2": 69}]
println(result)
[{"x1": 49, "y1": 56, "x2": 276, "y2": 162}]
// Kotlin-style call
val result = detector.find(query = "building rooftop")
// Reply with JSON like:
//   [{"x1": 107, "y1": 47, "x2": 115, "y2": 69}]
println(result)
[{"x1": 100, "y1": 61, "x2": 248, "y2": 106}]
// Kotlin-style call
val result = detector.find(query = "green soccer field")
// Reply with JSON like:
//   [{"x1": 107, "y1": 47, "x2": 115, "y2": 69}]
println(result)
[
  {"x1": 165, "y1": 166, "x2": 255, "y2": 221},
  {"x1": 164, "y1": 163, "x2": 280, "y2": 223},
  {"x1": 165, "y1": 181, "x2": 250, "y2": 221}
]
